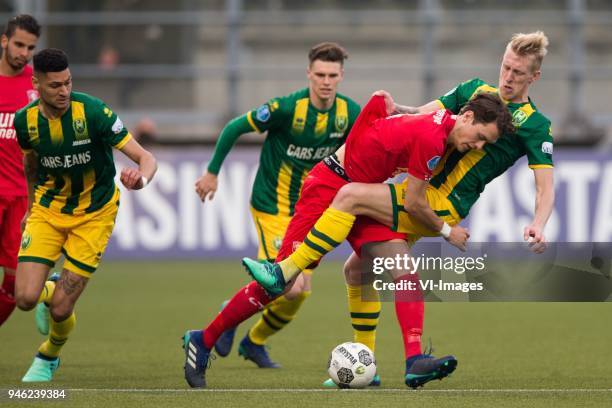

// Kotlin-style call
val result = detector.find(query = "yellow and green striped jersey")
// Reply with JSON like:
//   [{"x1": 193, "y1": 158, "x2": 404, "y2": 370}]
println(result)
[
  {"x1": 432, "y1": 78, "x2": 553, "y2": 218},
  {"x1": 247, "y1": 88, "x2": 360, "y2": 216},
  {"x1": 14, "y1": 92, "x2": 131, "y2": 215}
]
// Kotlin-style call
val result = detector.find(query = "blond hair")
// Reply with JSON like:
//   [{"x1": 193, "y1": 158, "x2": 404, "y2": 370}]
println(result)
[{"x1": 506, "y1": 31, "x2": 549, "y2": 72}]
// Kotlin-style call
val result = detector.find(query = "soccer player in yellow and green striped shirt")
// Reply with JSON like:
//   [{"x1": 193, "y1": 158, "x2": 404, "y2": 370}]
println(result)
[
  {"x1": 194, "y1": 43, "x2": 360, "y2": 368},
  {"x1": 316, "y1": 31, "x2": 554, "y2": 388},
  {"x1": 13, "y1": 48, "x2": 157, "y2": 382}
]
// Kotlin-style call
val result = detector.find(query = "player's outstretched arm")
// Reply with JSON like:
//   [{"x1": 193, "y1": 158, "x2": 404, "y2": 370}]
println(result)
[
  {"x1": 196, "y1": 114, "x2": 255, "y2": 202},
  {"x1": 118, "y1": 138, "x2": 157, "y2": 190},
  {"x1": 524, "y1": 167, "x2": 554, "y2": 254},
  {"x1": 394, "y1": 100, "x2": 442, "y2": 115},
  {"x1": 403, "y1": 174, "x2": 469, "y2": 251}
]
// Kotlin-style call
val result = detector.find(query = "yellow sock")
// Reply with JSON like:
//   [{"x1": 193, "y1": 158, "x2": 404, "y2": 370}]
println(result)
[
  {"x1": 280, "y1": 207, "x2": 356, "y2": 281},
  {"x1": 249, "y1": 291, "x2": 311, "y2": 345},
  {"x1": 37, "y1": 280, "x2": 56, "y2": 304},
  {"x1": 38, "y1": 312, "x2": 76, "y2": 358},
  {"x1": 347, "y1": 284, "x2": 380, "y2": 352}
]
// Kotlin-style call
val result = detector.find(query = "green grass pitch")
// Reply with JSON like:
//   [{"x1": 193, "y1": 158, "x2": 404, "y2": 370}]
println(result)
[{"x1": 1, "y1": 260, "x2": 611, "y2": 407}]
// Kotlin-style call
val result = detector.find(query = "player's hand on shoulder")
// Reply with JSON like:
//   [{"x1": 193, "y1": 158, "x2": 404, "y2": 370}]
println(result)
[
  {"x1": 524, "y1": 224, "x2": 547, "y2": 254},
  {"x1": 372, "y1": 90, "x2": 396, "y2": 115},
  {"x1": 195, "y1": 171, "x2": 218, "y2": 202},
  {"x1": 120, "y1": 167, "x2": 146, "y2": 190},
  {"x1": 446, "y1": 225, "x2": 470, "y2": 252}
]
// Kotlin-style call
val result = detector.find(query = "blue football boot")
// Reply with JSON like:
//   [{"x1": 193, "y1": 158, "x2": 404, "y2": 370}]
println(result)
[
  {"x1": 182, "y1": 330, "x2": 214, "y2": 388},
  {"x1": 237, "y1": 335, "x2": 281, "y2": 368},
  {"x1": 405, "y1": 354, "x2": 457, "y2": 388}
]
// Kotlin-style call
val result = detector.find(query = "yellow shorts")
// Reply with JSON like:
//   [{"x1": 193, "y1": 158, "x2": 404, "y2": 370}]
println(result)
[
  {"x1": 389, "y1": 182, "x2": 462, "y2": 239},
  {"x1": 250, "y1": 206, "x2": 291, "y2": 262},
  {"x1": 18, "y1": 190, "x2": 120, "y2": 278}
]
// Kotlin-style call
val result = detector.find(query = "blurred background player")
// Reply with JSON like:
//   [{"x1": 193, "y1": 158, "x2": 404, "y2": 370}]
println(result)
[
  {"x1": 194, "y1": 42, "x2": 360, "y2": 368},
  {"x1": 0, "y1": 14, "x2": 40, "y2": 327},
  {"x1": 13, "y1": 48, "x2": 157, "y2": 382}
]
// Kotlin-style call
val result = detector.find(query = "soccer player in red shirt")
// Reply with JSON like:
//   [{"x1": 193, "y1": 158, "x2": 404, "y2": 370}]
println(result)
[
  {"x1": 182, "y1": 90, "x2": 513, "y2": 388},
  {"x1": 0, "y1": 15, "x2": 41, "y2": 327}
]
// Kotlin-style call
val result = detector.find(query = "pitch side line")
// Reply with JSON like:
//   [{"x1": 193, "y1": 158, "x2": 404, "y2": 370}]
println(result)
[{"x1": 64, "y1": 388, "x2": 612, "y2": 393}]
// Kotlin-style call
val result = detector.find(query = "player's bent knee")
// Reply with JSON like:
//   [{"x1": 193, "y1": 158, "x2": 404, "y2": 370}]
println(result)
[
  {"x1": 343, "y1": 254, "x2": 363, "y2": 286},
  {"x1": 333, "y1": 184, "x2": 363, "y2": 213},
  {"x1": 14, "y1": 291, "x2": 38, "y2": 311},
  {"x1": 49, "y1": 303, "x2": 74, "y2": 322}
]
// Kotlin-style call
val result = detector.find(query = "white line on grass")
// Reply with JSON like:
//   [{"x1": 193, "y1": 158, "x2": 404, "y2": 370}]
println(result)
[{"x1": 65, "y1": 388, "x2": 612, "y2": 393}]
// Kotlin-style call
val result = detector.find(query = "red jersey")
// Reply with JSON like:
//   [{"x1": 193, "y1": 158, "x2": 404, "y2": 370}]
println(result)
[
  {"x1": 344, "y1": 95, "x2": 455, "y2": 183},
  {"x1": 0, "y1": 65, "x2": 37, "y2": 196}
]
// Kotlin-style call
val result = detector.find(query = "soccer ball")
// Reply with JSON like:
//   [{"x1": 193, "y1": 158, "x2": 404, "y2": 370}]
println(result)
[{"x1": 327, "y1": 342, "x2": 376, "y2": 389}]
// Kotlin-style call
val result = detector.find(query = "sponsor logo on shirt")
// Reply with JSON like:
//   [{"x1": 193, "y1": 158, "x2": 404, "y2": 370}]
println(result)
[
  {"x1": 427, "y1": 155, "x2": 441, "y2": 171},
  {"x1": 40, "y1": 151, "x2": 92, "y2": 169},
  {"x1": 111, "y1": 117, "x2": 124, "y2": 134},
  {"x1": 0, "y1": 113, "x2": 16, "y2": 139},
  {"x1": 541, "y1": 141, "x2": 553, "y2": 154},
  {"x1": 286, "y1": 144, "x2": 337, "y2": 160},
  {"x1": 72, "y1": 138, "x2": 91, "y2": 146},
  {"x1": 256, "y1": 104, "x2": 271, "y2": 122},
  {"x1": 433, "y1": 109, "x2": 445, "y2": 125}
]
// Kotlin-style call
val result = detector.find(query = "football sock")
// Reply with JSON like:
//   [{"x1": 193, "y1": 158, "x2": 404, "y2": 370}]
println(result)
[
  {"x1": 203, "y1": 281, "x2": 272, "y2": 349},
  {"x1": 38, "y1": 312, "x2": 76, "y2": 359},
  {"x1": 279, "y1": 207, "x2": 356, "y2": 281},
  {"x1": 347, "y1": 283, "x2": 380, "y2": 352},
  {"x1": 37, "y1": 280, "x2": 56, "y2": 305},
  {"x1": 248, "y1": 290, "x2": 311, "y2": 345},
  {"x1": 394, "y1": 273, "x2": 424, "y2": 359},
  {"x1": 0, "y1": 273, "x2": 16, "y2": 325}
]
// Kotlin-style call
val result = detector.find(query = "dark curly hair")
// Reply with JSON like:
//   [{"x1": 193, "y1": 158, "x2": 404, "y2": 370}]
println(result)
[{"x1": 33, "y1": 48, "x2": 69, "y2": 73}]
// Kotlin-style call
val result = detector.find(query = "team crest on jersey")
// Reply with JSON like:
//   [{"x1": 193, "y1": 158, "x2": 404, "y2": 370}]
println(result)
[
  {"x1": 512, "y1": 110, "x2": 528, "y2": 127},
  {"x1": 427, "y1": 156, "x2": 441, "y2": 171},
  {"x1": 256, "y1": 104, "x2": 271, "y2": 122},
  {"x1": 28, "y1": 125, "x2": 38, "y2": 140},
  {"x1": 273, "y1": 236, "x2": 283, "y2": 251},
  {"x1": 72, "y1": 118, "x2": 89, "y2": 139},
  {"x1": 335, "y1": 115, "x2": 348, "y2": 132},
  {"x1": 541, "y1": 141, "x2": 553, "y2": 154},
  {"x1": 21, "y1": 231, "x2": 32, "y2": 250},
  {"x1": 26, "y1": 90, "x2": 39, "y2": 102}
]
